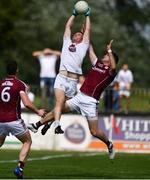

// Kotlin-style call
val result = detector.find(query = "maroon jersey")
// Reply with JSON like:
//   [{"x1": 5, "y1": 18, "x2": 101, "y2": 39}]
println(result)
[
  {"x1": 0, "y1": 76, "x2": 27, "y2": 122},
  {"x1": 80, "y1": 59, "x2": 116, "y2": 100}
]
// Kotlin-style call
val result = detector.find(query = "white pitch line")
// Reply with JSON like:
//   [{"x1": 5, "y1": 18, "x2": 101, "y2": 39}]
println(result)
[{"x1": 0, "y1": 152, "x2": 102, "y2": 164}]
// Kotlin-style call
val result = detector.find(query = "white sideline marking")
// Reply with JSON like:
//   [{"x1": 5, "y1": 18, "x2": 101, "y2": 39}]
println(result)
[{"x1": 0, "y1": 152, "x2": 102, "y2": 164}]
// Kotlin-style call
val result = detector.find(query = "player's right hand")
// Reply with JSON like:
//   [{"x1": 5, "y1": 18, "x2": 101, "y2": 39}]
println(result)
[{"x1": 72, "y1": 8, "x2": 78, "y2": 16}]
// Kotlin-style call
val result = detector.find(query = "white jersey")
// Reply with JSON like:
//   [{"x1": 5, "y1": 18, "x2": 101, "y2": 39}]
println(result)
[
  {"x1": 38, "y1": 54, "x2": 57, "y2": 78},
  {"x1": 117, "y1": 69, "x2": 133, "y2": 86},
  {"x1": 59, "y1": 37, "x2": 89, "y2": 75},
  {"x1": 116, "y1": 69, "x2": 133, "y2": 97}
]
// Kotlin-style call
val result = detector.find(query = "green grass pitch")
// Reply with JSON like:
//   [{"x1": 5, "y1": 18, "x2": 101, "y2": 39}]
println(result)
[{"x1": 0, "y1": 149, "x2": 150, "y2": 179}]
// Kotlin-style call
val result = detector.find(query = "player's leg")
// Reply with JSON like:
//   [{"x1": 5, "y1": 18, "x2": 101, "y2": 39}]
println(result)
[
  {"x1": 79, "y1": 93, "x2": 115, "y2": 159},
  {"x1": 53, "y1": 88, "x2": 66, "y2": 133},
  {"x1": 87, "y1": 119, "x2": 110, "y2": 145},
  {"x1": 0, "y1": 123, "x2": 7, "y2": 147},
  {"x1": 9, "y1": 119, "x2": 32, "y2": 179},
  {"x1": 16, "y1": 131, "x2": 32, "y2": 163},
  {"x1": 41, "y1": 76, "x2": 78, "y2": 135},
  {"x1": 87, "y1": 119, "x2": 115, "y2": 159},
  {"x1": 31, "y1": 82, "x2": 66, "y2": 135},
  {"x1": 0, "y1": 135, "x2": 6, "y2": 147},
  {"x1": 14, "y1": 131, "x2": 32, "y2": 179},
  {"x1": 28, "y1": 109, "x2": 55, "y2": 133},
  {"x1": 41, "y1": 99, "x2": 72, "y2": 135}
]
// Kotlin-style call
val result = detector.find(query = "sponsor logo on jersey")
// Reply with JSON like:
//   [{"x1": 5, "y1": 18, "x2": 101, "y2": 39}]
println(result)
[
  {"x1": 92, "y1": 67, "x2": 106, "y2": 74},
  {"x1": 2, "y1": 81, "x2": 13, "y2": 86}
]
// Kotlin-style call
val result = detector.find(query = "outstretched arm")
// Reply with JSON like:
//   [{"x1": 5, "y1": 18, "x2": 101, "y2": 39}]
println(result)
[
  {"x1": 44, "y1": 48, "x2": 61, "y2": 56},
  {"x1": 33, "y1": 48, "x2": 61, "y2": 57},
  {"x1": 83, "y1": 16, "x2": 91, "y2": 43},
  {"x1": 89, "y1": 44, "x2": 98, "y2": 65},
  {"x1": 32, "y1": 50, "x2": 43, "y2": 57},
  {"x1": 107, "y1": 40, "x2": 117, "y2": 75},
  {"x1": 63, "y1": 15, "x2": 76, "y2": 38},
  {"x1": 20, "y1": 92, "x2": 45, "y2": 117}
]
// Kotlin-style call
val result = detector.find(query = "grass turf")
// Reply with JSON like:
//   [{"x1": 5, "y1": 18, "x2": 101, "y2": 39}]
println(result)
[{"x1": 0, "y1": 149, "x2": 150, "y2": 179}]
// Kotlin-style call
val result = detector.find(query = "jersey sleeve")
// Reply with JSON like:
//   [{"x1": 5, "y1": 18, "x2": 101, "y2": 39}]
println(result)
[
  {"x1": 92, "y1": 59, "x2": 98, "y2": 66},
  {"x1": 129, "y1": 71, "x2": 134, "y2": 83},
  {"x1": 63, "y1": 36, "x2": 71, "y2": 46},
  {"x1": 19, "y1": 81, "x2": 28, "y2": 94}
]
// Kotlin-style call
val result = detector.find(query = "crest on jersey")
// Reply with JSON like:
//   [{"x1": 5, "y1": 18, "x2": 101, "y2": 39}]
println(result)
[
  {"x1": 69, "y1": 44, "x2": 76, "y2": 52},
  {"x1": 105, "y1": 66, "x2": 109, "y2": 69},
  {"x1": 97, "y1": 63, "x2": 103, "y2": 68}
]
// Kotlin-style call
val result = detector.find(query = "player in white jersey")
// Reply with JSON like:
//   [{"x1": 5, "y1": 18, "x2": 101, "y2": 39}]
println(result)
[
  {"x1": 32, "y1": 48, "x2": 61, "y2": 108},
  {"x1": 116, "y1": 63, "x2": 133, "y2": 112},
  {"x1": 28, "y1": 8, "x2": 91, "y2": 134}
]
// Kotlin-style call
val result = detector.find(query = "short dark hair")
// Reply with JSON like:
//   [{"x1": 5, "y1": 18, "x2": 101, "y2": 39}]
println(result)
[
  {"x1": 6, "y1": 60, "x2": 18, "y2": 75},
  {"x1": 112, "y1": 51, "x2": 119, "y2": 64},
  {"x1": 79, "y1": 31, "x2": 84, "y2": 35}
]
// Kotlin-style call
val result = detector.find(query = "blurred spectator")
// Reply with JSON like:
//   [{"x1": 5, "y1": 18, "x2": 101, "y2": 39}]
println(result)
[
  {"x1": 21, "y1": 85, "x2": 35, "y2": 109},
  {"x1": 104, "y1": 84, "x2": 113, "y2": 113},
  {"x1": 112, "y1": 81, "x2": 120, "y2": 113},
  {"x1": 32, "y1": 48, "x2": 61, "y2": 108},
  {"x1": 77, "y1": 75, "x2": 85, "y2": 93},
  {"x1": 116, "y1": 63, "x2": 133, "y2": 113}
]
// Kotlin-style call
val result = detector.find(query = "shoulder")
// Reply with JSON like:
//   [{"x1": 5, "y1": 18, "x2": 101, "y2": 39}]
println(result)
[
  {"x1": 81, "y1": 40, "x2": 90, "y2": 45},
  {"x1": 16, "y1": 78, "x2": 27, "y2": 88},
  {"x1": 128, "y1": 69, "x2": 133, "y2": 74},
  {"x1": 118, "y1": 69, "x2": 123, "y2": 75},
  {"x1": 118, "y1": 69, "x2": 123, "y2": 73},
  {"x1": 63, "y1": 36, "x2": 71, "y2": 43},
  {"x1": 92, "y1": 59, "x2": 99, "y2": 66}
]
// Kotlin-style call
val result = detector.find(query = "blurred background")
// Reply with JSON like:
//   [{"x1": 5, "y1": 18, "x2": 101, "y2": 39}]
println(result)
[{"x1": 0, "y1": 0, "x2": 150, "y2": 113}]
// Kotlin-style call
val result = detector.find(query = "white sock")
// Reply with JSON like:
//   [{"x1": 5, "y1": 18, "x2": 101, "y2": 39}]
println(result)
[{"x1": 54, "y1": 120, "x2": 60, "y2": 128}]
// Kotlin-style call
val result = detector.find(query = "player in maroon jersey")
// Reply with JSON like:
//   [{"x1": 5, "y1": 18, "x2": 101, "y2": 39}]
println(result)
[
  {"x1": 27, "y1": 40, "x2": 119, "y2": 159},
  {"x1": 0, "y1": 61, "x2": 45, "y2": 179}
]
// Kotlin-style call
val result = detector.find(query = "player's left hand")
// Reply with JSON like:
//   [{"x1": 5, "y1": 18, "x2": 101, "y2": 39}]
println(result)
[
  {"x1": 107, "y1": 39, "x2": 113, "y2": 51},
  {"x1": 38, "y1": 109, "x2": 45, "y2": 117},
  {"x1": 84, "y1": 7, "x2": 91, "y2": 16}
]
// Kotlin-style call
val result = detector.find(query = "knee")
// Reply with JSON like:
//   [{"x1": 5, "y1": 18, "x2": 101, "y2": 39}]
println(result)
[
  {"x1": 90, "y1": 129, "x2": 97, "y2": 137},
  {"x1": 25, "y1": 139, "x2": 32, "y2": 147},
  {"x1": 29, "y1": 139, "x2": 32, "y2": 146},
  {"x1": 55, "y1": 99, "x2": 64, "y2": 107}
]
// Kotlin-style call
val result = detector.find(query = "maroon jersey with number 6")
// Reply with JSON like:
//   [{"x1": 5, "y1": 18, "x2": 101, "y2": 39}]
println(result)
[
  {"x1": 80, "y1": 59, "x2": 116, "y2": 100},
  {"x1": 0, "y1": 76, "x2": 27, "y2": 122}
]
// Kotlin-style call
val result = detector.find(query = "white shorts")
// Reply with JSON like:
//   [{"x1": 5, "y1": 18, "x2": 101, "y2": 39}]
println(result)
[
  {"x1": 54, "y1": 74, "x2": 78, "y2": 98},
  {"x1": 66, "y1": 92, "x2": 99, "y2": 120},
  {"x1": 0, "y1": 119, "x2": 28, "y2": 136},
  {"x1": 119, "y1": 90, "x2": 130, "y2": 97}
]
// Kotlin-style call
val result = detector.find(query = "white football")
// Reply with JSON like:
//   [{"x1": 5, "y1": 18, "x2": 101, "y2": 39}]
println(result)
[{"x1": 74, "y1": 1, "x2": 89, "y2": 14}]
